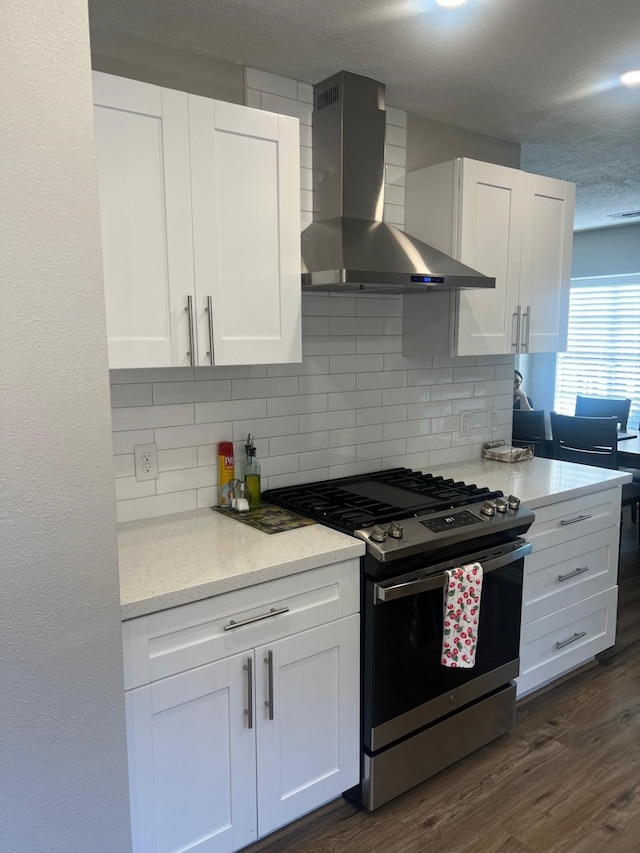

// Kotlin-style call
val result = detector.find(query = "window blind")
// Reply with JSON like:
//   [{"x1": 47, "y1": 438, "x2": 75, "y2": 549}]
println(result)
[{"x1": 554, "y1": 274, "x2": 640, "y2": 428}]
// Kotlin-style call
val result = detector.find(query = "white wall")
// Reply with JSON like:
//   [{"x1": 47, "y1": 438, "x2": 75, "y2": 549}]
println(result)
[
  {"x1": 0, "y1": 2, "x2": 131, "y2": 851},
  {"x1": 572, "y1": 222, "x2": 640, "y2": 277}
]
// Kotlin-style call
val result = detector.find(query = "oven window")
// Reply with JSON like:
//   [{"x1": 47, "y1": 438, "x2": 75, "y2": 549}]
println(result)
[{"x1": 367, "y1": 562, "x2": 523, "y2": 730}]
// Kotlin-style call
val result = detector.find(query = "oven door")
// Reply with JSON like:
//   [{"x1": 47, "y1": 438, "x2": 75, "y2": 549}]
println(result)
[{"x1": 363, "y1": 538, "x2": 531, "y2": 752}]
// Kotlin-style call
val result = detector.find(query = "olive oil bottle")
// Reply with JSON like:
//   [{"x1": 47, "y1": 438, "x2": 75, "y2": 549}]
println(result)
[{"x1": 244, "y1": 434, "x2": 261, "y2": 509}]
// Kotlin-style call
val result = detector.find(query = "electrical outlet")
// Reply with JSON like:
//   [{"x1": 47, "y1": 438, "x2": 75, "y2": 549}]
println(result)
[
  {"x1": 490, "y1": 410, "x2": 498, "y2": 431},
  {"x1": 134, "y1": 443, "x2": 159, "y2": 482},
  {"x1": 460, "y1": 411, "x2": 473, "y2": 436}
]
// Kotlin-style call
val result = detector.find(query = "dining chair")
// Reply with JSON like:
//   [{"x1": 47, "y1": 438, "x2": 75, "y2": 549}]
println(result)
[
  {"x1": 574, "y1": 395, "x2": 632, "y2": 431},
  {"x1": 550, "y1": 412, "x2": 640, "y2": 545},
  {"x1": 512, "y1": 409, "x2": 547, "y2": 457}
]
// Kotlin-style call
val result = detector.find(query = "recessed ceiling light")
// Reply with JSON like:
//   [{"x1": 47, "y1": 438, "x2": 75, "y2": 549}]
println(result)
[
  {"x1": 436, "y1": 0, "x2": 467, "y2": 7},
  {"x1": 620, "y1": 69, "x2": 640, "y2": 87}
]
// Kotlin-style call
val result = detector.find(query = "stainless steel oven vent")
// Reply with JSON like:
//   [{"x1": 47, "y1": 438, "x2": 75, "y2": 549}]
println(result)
[{"x1": 301, "y1": 71, "x2": 496, "y2": 293}]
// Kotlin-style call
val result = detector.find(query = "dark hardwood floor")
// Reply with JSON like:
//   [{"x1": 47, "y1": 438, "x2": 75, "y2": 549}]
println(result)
[{"x1": 246, "y1": 507, "x2": 640, "y2": 853}]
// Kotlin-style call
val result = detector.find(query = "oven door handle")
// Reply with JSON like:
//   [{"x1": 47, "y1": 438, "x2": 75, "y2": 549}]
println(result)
[{"x1": 374, "y1": 541, "x2": 532, "y2": 604}]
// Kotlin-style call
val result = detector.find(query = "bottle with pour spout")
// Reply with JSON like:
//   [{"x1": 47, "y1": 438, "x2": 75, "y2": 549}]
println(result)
[{"x1": 244, "y1": 434, "x2": 261, "y2": 509}]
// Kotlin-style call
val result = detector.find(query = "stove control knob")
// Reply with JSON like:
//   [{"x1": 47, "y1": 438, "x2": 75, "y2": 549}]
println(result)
[
  {"x1": 508, "y1": 494, "x2": 521, "y2": 511},
  {"x1": 388, "y1": 521, "x2": 404, "y2": 539},
  {"x1": 370, "y1": 524, "x2": 388, "y2": 543},
  {"x1": 481, "y1": 500, "x2": 497, "y2": 517},
  {"x1": 496, "y1": 497, "x2": 508, "y2": 513}
]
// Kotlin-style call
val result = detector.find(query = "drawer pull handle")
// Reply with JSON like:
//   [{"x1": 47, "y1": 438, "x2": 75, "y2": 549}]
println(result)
[
  {"x1": 243, "y1": 656, "x2": 253, "y2": 729},
  {"x1": 264, "y1": 649, "x2": 274, "y2": 721},
  {"x1": 555, "y1": 630, "x2": 587, "y2": 650},
  {"x1": 224, "y1": 606, "x2": 290, "y2": 631},
  {"x1": 558, "y1": 566, "x2": 590, "y2": 582},
  {"x1": 560, "y1": 514, "x2": 592, "y2": 526}
]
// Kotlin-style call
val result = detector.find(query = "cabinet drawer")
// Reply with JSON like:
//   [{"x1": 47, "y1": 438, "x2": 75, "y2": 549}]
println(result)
[
  {"x1": 527, "y1": 488, "x2": 620, "y2": 552},
  {"x1": 123, "y1": 559, "x2": 360, "y2": 689},
  {"x1": 522, "y1": 526, "x2": 619, "y2": 625},
  {"x1": 517, "y1": 586, "x2": 617, "y2": 698}
]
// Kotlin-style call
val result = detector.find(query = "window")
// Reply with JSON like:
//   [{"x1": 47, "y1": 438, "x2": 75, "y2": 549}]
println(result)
[{"x1": 554, "y1": 274, "x2": 640, "y2": 428}]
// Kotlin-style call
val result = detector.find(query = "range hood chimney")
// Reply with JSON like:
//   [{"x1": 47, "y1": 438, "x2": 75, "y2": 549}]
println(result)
[{"x1": 302, "y1": 71, "x2": 495, "y2": 293}]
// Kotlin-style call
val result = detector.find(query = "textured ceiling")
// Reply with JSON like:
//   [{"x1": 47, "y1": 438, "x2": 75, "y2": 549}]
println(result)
[{"x1": 88, "y1": 0, "x2": 640, "y2": 231}]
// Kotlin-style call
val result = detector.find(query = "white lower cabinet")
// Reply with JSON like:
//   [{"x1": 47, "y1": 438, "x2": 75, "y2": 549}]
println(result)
[
  {"x1": 123, "y1": 560, "x2": 360, "y2": 853},
  {"x1": 517, "y1": 488, "x2": 621, "y2": 698}
]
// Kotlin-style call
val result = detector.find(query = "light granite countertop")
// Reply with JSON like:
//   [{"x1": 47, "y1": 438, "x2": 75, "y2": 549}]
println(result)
[
  {"x1": 118, "y1": 457, "x2": 631, "y2": 621},
  {"x1": 427, "y1": 456, "x2": 631, "y2": 509},
  {"x1": 118, "y1": 508, "x2": 365, "y2": 620}
]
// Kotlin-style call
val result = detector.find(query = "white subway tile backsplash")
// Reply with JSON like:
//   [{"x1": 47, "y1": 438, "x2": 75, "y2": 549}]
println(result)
[
  {"x1": 153, "y1": 380, "x2": 232, "y2": 405},
  {"x1": 246, "y1": 68, "x2": 298, "y2": 99},
  {"x1": 298, "y1": 81, "x2": 314, "y2": 103},
  {"x1": 299, "y1": 447, "x2": 356, "y2": 471},
  {"x1": 196, "y1": 399, "x2": 267, "y2": 424},
  {"x1": 329, "y1": 354, "x2": 384, "y2": 374},
  {"x1": 298, "y1": 374, "x2": 355, "y2": 395},
  {"x1": 232, "y1": 415, "x2": 299, "y2": 440},
  {"x1": 115, "y1": 476, "x2": 156, "y2": 501},
  {"x1": 111, "y1": 404, "x2": 194, "y2": 432},
  {"x1": 267, "y1": 394, "x2": 328, "y2": 416},
  {"x1": 330, "y1": 425, "x2": 382, "y2": 447},
  {"x1": 386, "y1": 106, "x2": 407, "y2": 128},
  {"x1": 261, "y1": 92, "x2": 313, "y2": 124},
  {"x1": 116, "y1": 491, "x2": 197, "y2": 524},
  {"x1": 232, "y1": 377, "x2": 299, "y2": 399},
  {"x1": 112, "y1": 429, "x2": 154, "y2": 455},
  {"x1": 156, "y1": 465, "x2": 216, "y2": 495},
  {"x1": 356, "y1": 405, "x2": 407, "y2": 426},
  {"x1": 356, "y1": 439, "x2": 407, "y2": 461},
  {"x1": 386, "y1": 124, "x2": 407, "y2": 148},
  {"x1": 110, "y1": 383, "x2": 152, "y2": 408},
  {"x1": 158, "y1": 447, "x2": 198, "y2": 472},
  {"x1": 108, "y1": 74, "x2": 514, "y2": 522},
  {"x1": 269, "y1": 431, "x2": 329, "y2": 456},
  {"x1": 299, "y1": 410, "x2": 356, "y2": 433},
  {"x1": 328, "y1": 390, "x2": 382, "y2": 412}
]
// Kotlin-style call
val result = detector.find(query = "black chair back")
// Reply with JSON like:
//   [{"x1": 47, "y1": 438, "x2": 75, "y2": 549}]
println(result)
[
  {"x1": 575, "y1": 395, "x2": 631, "y2": 431},
  {"x1": 550, "y1": 412, "x2": 618, "y2": 469},
  {"x1": 512, "y1": 409, "x2": 547, "y2": 456}
]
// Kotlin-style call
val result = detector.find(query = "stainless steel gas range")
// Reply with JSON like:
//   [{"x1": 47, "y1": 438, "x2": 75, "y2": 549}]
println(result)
[{"x1": 263, "y1": 467, "x2": 534, "y2": 810}]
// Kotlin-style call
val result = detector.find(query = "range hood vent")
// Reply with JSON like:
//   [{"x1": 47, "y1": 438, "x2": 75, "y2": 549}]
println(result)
[{"x1": 301, "y1": 71, "x2": 495, "y2": 293}]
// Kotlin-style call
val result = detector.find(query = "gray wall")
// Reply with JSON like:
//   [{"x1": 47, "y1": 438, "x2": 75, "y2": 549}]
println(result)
[
  {"x1": 572, "y1": 222, "x2": 640, "y2": 277},
  {"x1": 90, "y1": 27, "x2": 245, "y2": 103},
  {"x1": 407, "y1": 113, "x2": 520, "y2": 172},
  {"x1": 1, "y1": 2, "x2": 131, "y2": 851}
]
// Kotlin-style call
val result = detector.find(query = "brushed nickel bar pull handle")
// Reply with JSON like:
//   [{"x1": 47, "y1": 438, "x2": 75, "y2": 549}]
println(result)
[
  {"x1": 558, "y1": 566, "x2": 590, "y2": 582},
  {"x1": 560, "y1": 514, "x2": 592, "y2": 526},
  {"x1": 555, "y1": 631, "x2": 587, "y2": 650},
  {"x1": 375, "y1": 541, "x2": 532, "y2": 603},
  {"x1": 264, "y1": 650, "x2": 274, "y2": 721},
  {"x1": 521, "y1": 305, "x2": 531, "y2": 352},
  {"x1": 224, "y1": 606, "x2": 289, "y2": 631},
  {"x1": 511, "y1": 305, "x2": 521, "y2": 352},
  {"x1": 185, "y1": 295, "x2": 195, "y2": 367},
  {"x1": 243, "y1": 656, "x2": 253, "y2": 729},
  {"x1": 206, "y1": 295, "x2": 214, "y2": 366}
]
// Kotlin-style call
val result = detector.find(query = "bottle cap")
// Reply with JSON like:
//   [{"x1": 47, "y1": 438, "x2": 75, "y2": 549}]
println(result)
[{"x1": 218, "y1": 441, "x2": 234, "y2": 455}]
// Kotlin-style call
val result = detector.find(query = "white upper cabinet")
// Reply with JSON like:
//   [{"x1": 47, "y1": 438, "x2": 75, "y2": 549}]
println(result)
[
  {"x1": 403, "y1": 158, "x2": 575, "y2": 357},
  {"x1": 92, "y1": 72, "x2": 301, "y2": 369}
]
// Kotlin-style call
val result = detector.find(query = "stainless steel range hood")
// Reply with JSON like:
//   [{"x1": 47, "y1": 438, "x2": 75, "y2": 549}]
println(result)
[{"x1": 302, "y1": 71, "x2": 495, "y2": 293}]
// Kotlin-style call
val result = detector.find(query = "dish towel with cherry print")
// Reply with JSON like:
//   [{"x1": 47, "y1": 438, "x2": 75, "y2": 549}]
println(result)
[{"x1": 441, "y1": 562, "x2": 483, "y2": 668}]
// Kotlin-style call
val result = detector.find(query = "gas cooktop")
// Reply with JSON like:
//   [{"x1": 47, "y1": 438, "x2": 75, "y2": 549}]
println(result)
[
  {"x1": 263, "y1": 467, "x2": 534, "y2": 562},
  {"x1": 262, "y1": 467, "x2": 503, "y2": 533}
]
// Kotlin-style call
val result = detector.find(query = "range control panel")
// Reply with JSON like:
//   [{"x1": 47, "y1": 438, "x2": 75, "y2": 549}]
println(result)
[{"x1": 420, "y1": 510, "x2": 481, "y2": 533}]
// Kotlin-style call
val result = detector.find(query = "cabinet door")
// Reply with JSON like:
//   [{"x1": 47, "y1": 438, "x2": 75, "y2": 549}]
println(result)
[
  {"x1": 189, "y1": 97, "x2": 301, "y2": 366},
  {"x1": 455, "y1": 159, "x2": 525, "y2": 356},
  {"x1": 125, "y1": 653, "x2": 257, "y2": 853},
  {"x1": 92, "y1": 72, "x2": 194, "y2": 369},
  {"x1": 255, "y1": 615, "x2": 360, "y2": 837},
  {"x1": 518, "y1": 172, "x2": 575, "y2": 353}
]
